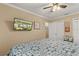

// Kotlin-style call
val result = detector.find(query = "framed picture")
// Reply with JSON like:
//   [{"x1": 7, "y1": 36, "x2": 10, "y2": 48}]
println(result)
[
  {"x1": 14, "y1": 18, "x2": 32, "y2": 31},
  {"x1": 65, "y1": 26, "x2": 70, "y2": 32},
  {"x1": 34, "y1": 22, "x2": 40, "y2": 29},
  {"x1": 64, "y1": 21, "x2": 70, "y2": 32}
]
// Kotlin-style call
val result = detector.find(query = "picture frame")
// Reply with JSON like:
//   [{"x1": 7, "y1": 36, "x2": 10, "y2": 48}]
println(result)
[
  {"x1": 34, "y1": 22, "x2": 40, "y2": 30},
  {"x1": 65, "y1": 26, "x2": 70, "y2": 32},
  {"x1": 13, "y1": 18, "x2": 33, "y2": 31},
  {"x1": 64, "y1": 21, "x2": 70, "y2": 32}
]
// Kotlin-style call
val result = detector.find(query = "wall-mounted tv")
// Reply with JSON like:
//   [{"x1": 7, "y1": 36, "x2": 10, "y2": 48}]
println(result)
[{"x1": 14, "y1": 18, "x2": 32, "y2": 31}]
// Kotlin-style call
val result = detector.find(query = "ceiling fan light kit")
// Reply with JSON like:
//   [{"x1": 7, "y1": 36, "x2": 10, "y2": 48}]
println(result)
[
  {"x1": 43, "y1": 3, "x2": 67, "y2": 12},
  {"x1": 52, "y1": 5, "x2": 61, "y2": 11}
]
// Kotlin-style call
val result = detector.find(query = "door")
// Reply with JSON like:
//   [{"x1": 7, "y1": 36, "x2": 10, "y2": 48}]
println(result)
[
  {"x1": 56, "y1": 21, "x2": 64, "y2": 40},
  {"x1": 48, "y1": 20, "x2": 64, "y2": 40},
  {"x1": 48, "y1": 22, "x2": 56, "y2": 39},
  {"x1": 72, "y1": 19, "x2": 79, "y2": 44}
]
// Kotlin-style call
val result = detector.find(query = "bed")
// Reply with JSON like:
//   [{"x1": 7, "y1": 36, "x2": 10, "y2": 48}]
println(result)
[{"x1": 9, "y1": 38, "x2": 79, "y2": 56}]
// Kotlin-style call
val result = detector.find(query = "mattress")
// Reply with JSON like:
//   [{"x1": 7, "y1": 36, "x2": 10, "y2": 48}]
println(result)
[{"x1": 9, "y1": 39, "x2": 79, "y2": 56}]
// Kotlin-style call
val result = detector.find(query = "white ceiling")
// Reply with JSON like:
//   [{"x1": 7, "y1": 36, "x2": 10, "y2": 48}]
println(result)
[{"x1": 9, "y1": 3, "x2": 79, "y2": 21}]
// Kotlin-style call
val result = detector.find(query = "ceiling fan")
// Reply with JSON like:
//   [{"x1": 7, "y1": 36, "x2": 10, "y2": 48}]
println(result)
[{"x1": 43, "y1": 3, "x2": 67, "y2": 12}]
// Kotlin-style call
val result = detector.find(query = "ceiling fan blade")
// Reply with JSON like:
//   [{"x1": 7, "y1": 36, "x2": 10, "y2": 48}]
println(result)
[
  {"x1": 59, "y1": 5, "x2": 67, "y2": 8},
  {"x1": 43, "y1": 6, "x2": 52, "y2": 9},
  {"x1": 50, "y1": 7, "x2": 53, "y2": 12}
]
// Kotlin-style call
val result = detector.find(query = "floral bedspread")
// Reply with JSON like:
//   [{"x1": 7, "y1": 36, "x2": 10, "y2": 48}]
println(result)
[{"x1": 9, "y1": 39, "x2": 79, "y2": 56}]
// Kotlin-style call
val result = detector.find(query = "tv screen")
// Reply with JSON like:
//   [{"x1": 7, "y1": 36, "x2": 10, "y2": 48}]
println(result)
[{"x1": 14, "y1": 18, "x2": 32, "y2": 31}]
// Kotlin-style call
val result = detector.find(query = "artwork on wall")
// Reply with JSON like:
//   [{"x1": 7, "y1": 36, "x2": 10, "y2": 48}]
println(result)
[
  {"x1": 65, "y1": 26, "x2": 70, "y2": 32},
  {"x1": 34, "y1": 22, "x2": 40, "y2": 30},
  {"x1": 64, "y1": 21, "x2": 70, "y2": 32},
  {"x1": 13, "y1": 18, "x2": 32, "y2": 31}
]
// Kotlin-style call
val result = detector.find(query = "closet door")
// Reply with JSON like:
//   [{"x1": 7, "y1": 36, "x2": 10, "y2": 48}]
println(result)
[
  {"x1": 56, "y1": 21, "x2": 64, "y2": 40},
  {"x1": 48, "y1": 21, "x2": 64, "y2": 40},
  {"x1": 48, "y1": 22, "x2": 56, "y2": 39},
  {"x1": 72, "y1": 19, "x2": 79, "y2": 44}
]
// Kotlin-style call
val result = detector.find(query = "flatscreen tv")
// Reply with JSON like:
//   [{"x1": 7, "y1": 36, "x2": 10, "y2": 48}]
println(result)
[{"x1": 14, "y1": 18, "x2": 32, "y2": 31}]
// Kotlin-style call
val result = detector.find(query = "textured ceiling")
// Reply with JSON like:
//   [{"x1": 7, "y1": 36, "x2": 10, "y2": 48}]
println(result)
[{"x1": 9, "y1": 3, "x2": 79, "y2": 21}]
